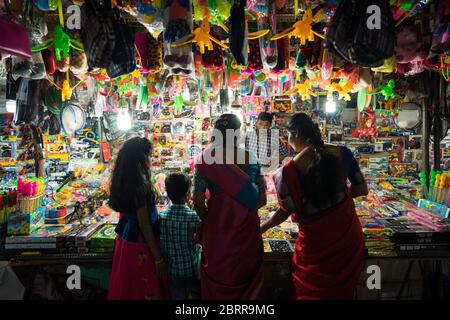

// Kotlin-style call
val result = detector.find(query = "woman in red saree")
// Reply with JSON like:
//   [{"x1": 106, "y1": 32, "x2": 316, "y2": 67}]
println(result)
[
  {"x1": 193, "y1": 114, "x2": 267, "y2": 300},
  {"x1": 261, "y1": 113, "x2": 368, "y2": 300}
]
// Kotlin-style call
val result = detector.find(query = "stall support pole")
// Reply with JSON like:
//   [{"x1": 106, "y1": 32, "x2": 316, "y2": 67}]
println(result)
[
  {"x1": 422, "y1": 96, "x2": 430, "y2": 181},
  {"x1": 98, "y1": 116, "x2": 104, "y2": 164},
  {"x1": 433, "y1": 74, "x2": 441, "y2": 171}
]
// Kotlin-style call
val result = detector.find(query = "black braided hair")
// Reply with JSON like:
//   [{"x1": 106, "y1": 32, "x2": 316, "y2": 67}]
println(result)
[
  {"x1": 212, "y1": 113, "x2": 241, "y2": 147},
  {"x1": 288, "y1": 113, "x2": 343, "y2": 207},
  {"x1": 109, "y1": 137, "x2": 154, "y2": 214}
]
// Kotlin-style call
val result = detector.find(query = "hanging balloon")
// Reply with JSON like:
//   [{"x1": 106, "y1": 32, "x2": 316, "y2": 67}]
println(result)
[
  {"x1": 60, "y1": 103, "x2": 86, "y2": 135},
  {"x1": 357, "y1": 88, "x2": 367, "y2": 112}
]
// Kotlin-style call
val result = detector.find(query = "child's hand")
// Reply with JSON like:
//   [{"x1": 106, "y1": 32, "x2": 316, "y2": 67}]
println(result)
[{"x1": 187, "y1": 200, "x2": 194, "y2": 209}]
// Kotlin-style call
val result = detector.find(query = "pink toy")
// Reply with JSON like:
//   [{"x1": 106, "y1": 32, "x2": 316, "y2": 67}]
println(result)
[{"x1": 395, "y1": 25, "x2": 427, "y2": 64}]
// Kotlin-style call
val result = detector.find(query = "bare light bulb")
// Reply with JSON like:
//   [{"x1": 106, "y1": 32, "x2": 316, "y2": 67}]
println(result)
[
  {"x1": 325, "y1": 100, "x2": 336, "y2": 113},
  {"x1": 6, "y1": 100, "x2": 16, "y2": 113},
  {"x1": 117, "y1": 109, "x2": 132, "y2": 131}
]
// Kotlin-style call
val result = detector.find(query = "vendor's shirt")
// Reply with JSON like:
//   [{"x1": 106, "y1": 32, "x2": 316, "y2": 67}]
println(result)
[
  {"x1": 245, "y1": 130, "x2": 288, "y2": 174},
  {"x1": 159, "y1": 204, "x2": 201, "y2": 278}
]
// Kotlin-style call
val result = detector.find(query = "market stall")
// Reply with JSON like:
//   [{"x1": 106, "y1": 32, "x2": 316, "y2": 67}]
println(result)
[{"x1": 0, "y1": 0, "x2": 449, "y2": 299}]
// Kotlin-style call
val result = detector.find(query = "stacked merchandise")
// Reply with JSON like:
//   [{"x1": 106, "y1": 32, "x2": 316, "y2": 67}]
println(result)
[
  {"x1": 355, "y1": 203, "x2": 396, "y2": 257},
  {"x1": 384, "y1": 216, "x2": 450, "y2": 257},
  {"x1": 357, "y1": 196, "x2": 450, "y2": 257},
  {"x1": 4, "y1": 225, "x2": 73, "y2": 253},
  {"x1": 89, "y1": 224, "x2": 116, "y2": 253},
  {"x1": 7, "y1": 177, "x2": 46, "y2": 236},
  {"x1": 3, "y1": 220, "x2": 109, "y2": 255}
]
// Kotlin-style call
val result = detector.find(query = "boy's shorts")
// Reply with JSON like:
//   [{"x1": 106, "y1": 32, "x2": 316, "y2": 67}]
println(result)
[{"x1": 168, "y1": 275, "x2": 200, "y2": 300}]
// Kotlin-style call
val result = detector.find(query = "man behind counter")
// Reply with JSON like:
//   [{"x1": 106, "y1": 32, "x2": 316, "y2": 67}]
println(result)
[{"x1": 244, "y1": 112, "x2": 288, "y2": 174}]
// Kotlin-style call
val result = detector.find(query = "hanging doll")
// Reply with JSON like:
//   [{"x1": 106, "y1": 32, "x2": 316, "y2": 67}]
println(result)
[
  {"x1": 395, "y1": 25, "x2": 427, "y2": 76},
  {"x1": 163, "y1": 0, "x2": 195, "y2": 76},
  {"x1": 352, "y1": 108, "x2": 378, "y2": 140},
  {"x1": 258, "y1": 0, "x2": 278, "y2": 69},
  {"x1": 429, "y1": 0, "x2": 450, "y2": 57}
]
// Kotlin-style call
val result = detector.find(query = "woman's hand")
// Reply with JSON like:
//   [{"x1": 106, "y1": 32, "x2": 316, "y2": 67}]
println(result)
[
  {"x1": 155, "y1": 258, "x2": 168, "y2": 279},
  {"x1": 260, "y1": 222, "x2": 270, "y2": 235}
]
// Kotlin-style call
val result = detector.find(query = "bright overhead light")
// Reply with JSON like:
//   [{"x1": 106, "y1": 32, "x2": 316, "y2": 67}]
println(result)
[
  {"x1": 6, "y1": 100, "x2": 16, "y2": 113},
  {"x1": 325, "y1": 100, "x2": 336, "y2": 113},
  {"x1": 117, "y1": 109, "x2": 132, "y2": 131}
]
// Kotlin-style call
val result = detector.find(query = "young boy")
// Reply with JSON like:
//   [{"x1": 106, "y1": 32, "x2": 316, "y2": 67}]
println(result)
[{"x1": 159, "y1": 173, "x2": 201, "y2": 300}]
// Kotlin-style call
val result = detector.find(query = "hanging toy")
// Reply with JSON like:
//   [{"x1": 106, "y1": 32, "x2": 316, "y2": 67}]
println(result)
[
  {"x1": 201, "y1": 25, "x2": 225, "y2": 70},
  {"x1": 135, "y1": 76, "x2": 149, "y2": 112},
  {"x1": 271, "y1": 8, "x2": 324, "y2": 45},
  {"x1": 284, "y1": 79, "x2": 315, "y2": 100},
  {"x1": 257, "y1": 0, "x2": 278, "y2": 69},
  {"x1": 33, "y1": 0, "x2": 59, "y2": 11},
  {"x1": 32, "y1": 25, "x2": 84, "y2": 61},
  {"x1": 352, "y1": 108, "x2": 378, "y2": 140},
  {"x1": 326, "y1": 80, "x2": 354, "y2": 101},
  {"x1": 370, "y1": 79, "x2": 396, "y2": 100},
  {"x1": 47, "y1": 71, "x2": 84, "y2": 102},
  {"x1": 229, "y1": 0, "x2": 269, "y2": 66},
  {"x1": 272, "y1": 37, "x2": 290, "y2": 74},
  {"x1": 171, "y1": 18, "x2": 229, "y2": 54},
  {"x1": 321, "y1": 48, "x2": 333, "y2": 81},
  {"x1": 165, "y1": 95, "x2": 197, "y2": 115},
  {"x1": 32, "y1": 0, "x2": 83, "y2": 61},
  {"x1": 295, "y1": 50, "x2": 307, "y2": 70},
  {"x1": 253, "y1": 71, "x2": 269, "y2": 97}
]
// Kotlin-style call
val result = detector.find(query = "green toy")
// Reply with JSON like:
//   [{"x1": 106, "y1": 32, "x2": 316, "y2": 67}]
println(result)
[
  {"x1": 369, "y1": 79, "x2": 396, "y2": 101},
  {"x1": 428, "y1": 170, "x2": 437, "y2": 201},
  {"x1": 419, "y1": 171, "x2": 428, "y2": 199},
  {"x1": 32, "y1": 25, "x2": 84, "y2": 61},
  {"x1": 379, "y1": 80, "x2": 396, "y2": 100},
  {"x1": 166, "y1": 95, "x2": 196, "y2": 115}
]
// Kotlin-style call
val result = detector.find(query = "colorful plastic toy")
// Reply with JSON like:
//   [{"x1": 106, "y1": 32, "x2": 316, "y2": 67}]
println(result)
[{"x1": 271, "y1": 8, "x2": 324, "y2": 45}]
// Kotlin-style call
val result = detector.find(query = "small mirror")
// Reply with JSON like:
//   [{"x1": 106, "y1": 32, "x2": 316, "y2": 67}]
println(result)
[{"x1": 394, "y1": 102, "x2": 421, "y2": 129}]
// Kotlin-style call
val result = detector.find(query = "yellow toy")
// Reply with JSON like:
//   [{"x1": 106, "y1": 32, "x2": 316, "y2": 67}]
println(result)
[
  {"x1": 271, "y1": 8, "x2": 324, "y2": 45},
  {"x1": 284, "y1": 80, "x2": 316, "y2": 100},
  {"x1": 326, "y1": 80, "x2": 355, "y2": 101},
  {"x1": 171, "y1": 19, "x2": 229, "y2": 54},
  {"x1": 47, "y1": 71, "x2": 84, "y2": 102}
]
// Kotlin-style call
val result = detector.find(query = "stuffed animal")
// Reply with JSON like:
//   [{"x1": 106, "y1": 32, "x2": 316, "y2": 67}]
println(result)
[{"x1": 395, "y1": 25, "x2": 427, "y2": 64}]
